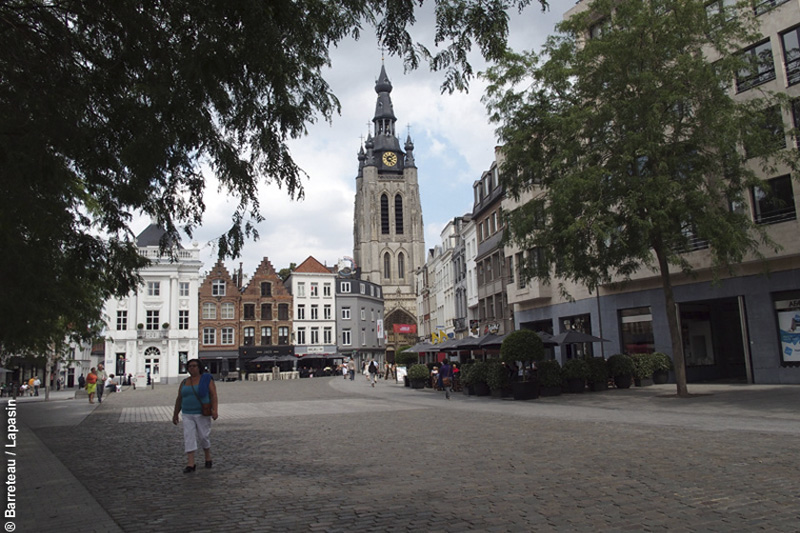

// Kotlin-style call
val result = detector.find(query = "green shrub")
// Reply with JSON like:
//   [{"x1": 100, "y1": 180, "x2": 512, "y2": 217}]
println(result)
[
  {"x1": 651, "y1": 352, "x2": 673, "y2": 372},
  {"x1": 629, "y1": 353, "x2": 655, "y2": 380},
  {"x1": 395, "y1": 350, "x2": 419, "y2": 367},
  {"x1": 585, "y1": 356, "x2": 608, "y2": 384},
  {"x1": 485, "y1": 359, "x2": 511, "y2": 391},
  {"x1": 562, "y1": 358, "x2": 589, "y2": 380},
  {"x1": 408, "y1": 364, "x2": 430, "y2": 381},
  {"x1": 500, "y1": 330, "x2": 545, "y2": 381},
  {"x1": 536, "y1": 359, "x2": 562, "y2": 388},
  {"x1": 607, "y1": 354, "x2": 634, "y2": 377},
  {"x1": 462, "y1": 360, "x2": 489, "y2": 386}
]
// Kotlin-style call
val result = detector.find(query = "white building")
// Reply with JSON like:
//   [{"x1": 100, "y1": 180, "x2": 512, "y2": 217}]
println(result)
[
  {"x1": 103, "y1": 224, "x2": 201, "y2": 385},
  {"x1": 286, "y1": 256, "x2": 338, "y2": 362}
]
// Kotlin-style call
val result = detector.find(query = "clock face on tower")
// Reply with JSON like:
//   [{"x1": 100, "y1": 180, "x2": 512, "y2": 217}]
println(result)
[{"x1": 382, "y1": 152, "x2": 398, "y2": 167}]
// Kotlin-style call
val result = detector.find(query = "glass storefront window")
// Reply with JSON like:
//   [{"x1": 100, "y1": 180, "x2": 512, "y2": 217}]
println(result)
[{"x1": 619, "y1": 307, "x2": 655, "y2": 354}]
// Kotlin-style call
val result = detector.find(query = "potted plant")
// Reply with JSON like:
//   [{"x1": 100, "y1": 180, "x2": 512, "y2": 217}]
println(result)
[
  {"x1": 408, "y1": 364, "x2": 429, "y2": 389},
  {"x1": 536, "y1": 359, "x2": 562, "y2": 396},
  {"x1": 137, "y1": 323, "x2": 144, "y2": 330},
  {"x1": 630, "y1": 353, "x2": 655, "y2": 387},
  {"x1": 651, "y1": 352, "x2": 672, "y2": 384},
  {"x1": 561, "y1": 358, "x2": 588, "y2": 393},
  {"x1": 607, "y1": 353, "x2": 634, "y2": 389},
  {"x1": 395, "y1": 350, "x2": 419, "y2": 368},
  {"x1": 486, "y1": 359, "x2": 512, "y2": 398},
  {"x1": 460, "y1": 361, "x2": 476, "y2": 395},
  {"x1": 162, "y1": 322, "x2": 170, "y2": 329},
  {"x1": 466, "y1": 360, "x2": 491, "y2": 396},
  {"x1": 585, "y1": 356, "x2": 609, "y2": 392},
  {"x1": 500, "y1": 329, "x2": 545, "y2": 400}
]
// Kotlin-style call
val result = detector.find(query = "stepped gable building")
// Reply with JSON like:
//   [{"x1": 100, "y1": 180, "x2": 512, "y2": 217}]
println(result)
[
  {"x1": 353, "y1": 65, "x2": 425, "y2": 345},
  {"x1": 239, "y1": 257, "x2": 294, "y2": 373},
  {"x1": 198, "y1": 259, "x2": 240, "y2": 378}
]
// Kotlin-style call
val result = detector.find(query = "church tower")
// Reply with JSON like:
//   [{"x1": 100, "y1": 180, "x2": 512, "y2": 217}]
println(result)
[{"x1": 353, "y1": 65, "x2": 425, "y2": 330}]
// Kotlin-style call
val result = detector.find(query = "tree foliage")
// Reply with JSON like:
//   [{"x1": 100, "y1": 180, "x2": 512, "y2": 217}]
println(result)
[
  {"x1": 484, "y1": 0, "x2": 800, "y2": 395},
  {"x1": 0, "y1": 0, "x2": 546, "y2": 354}
]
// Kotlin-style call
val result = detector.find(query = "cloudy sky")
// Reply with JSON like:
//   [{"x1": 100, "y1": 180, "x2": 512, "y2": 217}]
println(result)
[{"x1": 135, "y1": 0, "x2": 571, "y2": 278}]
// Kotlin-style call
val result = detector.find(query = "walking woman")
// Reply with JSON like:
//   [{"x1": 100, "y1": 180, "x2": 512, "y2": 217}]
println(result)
[
  {"x1": 85, "y1": 367, "x2": 98, "y2": 404},
  {"x1": 172, "y1": 359, "x2": 218, "y2": 473}
]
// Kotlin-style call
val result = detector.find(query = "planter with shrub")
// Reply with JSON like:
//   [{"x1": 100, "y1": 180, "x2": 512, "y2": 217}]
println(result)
[
  {"x1": 500, "y1": 329, "x2": 545, "y2": 400},
  {"x1": 561, "y1": 358, "x2": 588, "y2": 393},
  {"x1": 486, "y1": 359, "x2": 512, "y2": 398},
  {"x1": 630, "y1": 353, "x2": 655, "y2": 387},
  {"x1": 408, "y1": 364, "x2": 429, "y2": 389},
  {"x1": 585, "y1": 356, "x2": 609, "y2": 392},
  {"x1": 651, "y1": 352, "x2": 672, "y2": 384},
  {"x1": 607, "y1": 354, "x2": 634, "y2": 389},
  {"x1": 536, "y1": 359, "x2": 562, "y2": 397}
]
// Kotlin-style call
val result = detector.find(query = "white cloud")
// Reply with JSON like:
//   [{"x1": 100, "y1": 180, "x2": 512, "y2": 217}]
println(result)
[{"x1": 133, "y1": 0, "x2": 569, "y2": 277}]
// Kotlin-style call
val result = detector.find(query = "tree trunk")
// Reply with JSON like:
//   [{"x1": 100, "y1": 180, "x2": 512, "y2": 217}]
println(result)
[{"x1": 654, "y1": 245, "x2": 689, "y2": 397}]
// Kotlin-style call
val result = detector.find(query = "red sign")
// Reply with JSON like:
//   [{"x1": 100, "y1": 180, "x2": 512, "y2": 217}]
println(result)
[{"x1": 393, "y1": 324, "x2": 417, "y2": 334}]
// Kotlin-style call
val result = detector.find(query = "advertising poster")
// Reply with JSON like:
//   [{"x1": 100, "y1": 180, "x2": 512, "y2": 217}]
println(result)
[{"x1": 776, "y1": 299, "x2": 800, "y2": 363}]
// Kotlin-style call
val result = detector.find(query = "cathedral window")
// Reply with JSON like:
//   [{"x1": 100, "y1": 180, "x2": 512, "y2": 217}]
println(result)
[
  {"x1": 384, "y1": 253, "x2": 391, "y2": 279},
  {"x1": 398, "y1": 252, "x2": 405, "y2": 279},
  {"x1": 395, "y1": 194, "x2": 404, "y2": 234},
  {"x1": 381, "y1": 194, "x2": 390, "y2": 234}
]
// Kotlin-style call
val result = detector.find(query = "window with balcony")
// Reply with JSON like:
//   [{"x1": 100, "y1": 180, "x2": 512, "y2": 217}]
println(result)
[
  {"x1": 752, "y1": 175, "x2": 797, "y2": 224},
  {"x1": 755, "y1": 0, "x2": 790, "y2": 16},
  {"x1": 212, "y1": 279, "x2": 225, "y2": 296},
  {"x1": 736, "y1": 40, "x2": 776, "y2": 93},
  {"x1": 146, "y1": 310, "x2": 159, "y2": 330},
  {"x1": 744, "y1": 105, "x2": 785, "y2": 159},
  {"x1": 202, "y1": 302, "x2": 216, "y2": 320}
]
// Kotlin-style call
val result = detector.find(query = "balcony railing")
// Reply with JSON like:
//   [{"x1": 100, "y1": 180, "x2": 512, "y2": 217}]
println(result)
[{"x1": 137, "y1": 330, "x2": 168, "y2": 340}]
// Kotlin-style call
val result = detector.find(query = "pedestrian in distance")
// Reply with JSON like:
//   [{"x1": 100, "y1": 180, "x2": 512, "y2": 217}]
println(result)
[
  {"x1": 348, "y1": 358, "x2": 356, "y2": 381},
  {"x1": 172, "y1": 358, "x2": 218, "y2": 473},
  {"x1": 368, "y1": 360, "x2": 378, "y2": 387},
  {"x1": 33, "y1": 376, "x2": 41, "y2": 396},
  {"x1": 439, "y1": 359, "x2": 454, "y2": 400},
  {"x1": 95, "y1": 363, "x2": 108, "y2": 403},
  {"x1": 85, "y1": 367, "x2": 98, "y2": 404},
  {"x1": 78, "y1": 373, "x2": 86, "y2": 389}
]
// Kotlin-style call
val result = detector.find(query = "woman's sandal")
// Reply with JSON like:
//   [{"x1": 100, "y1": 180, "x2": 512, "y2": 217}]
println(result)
[{"x1": 183, "y1": 465, "x2": 196, "y2": 473}]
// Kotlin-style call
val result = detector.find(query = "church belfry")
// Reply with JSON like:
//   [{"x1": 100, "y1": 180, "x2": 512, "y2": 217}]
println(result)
[{"x1": 353, "y1": 65, "x2": 425, "y2": 329}]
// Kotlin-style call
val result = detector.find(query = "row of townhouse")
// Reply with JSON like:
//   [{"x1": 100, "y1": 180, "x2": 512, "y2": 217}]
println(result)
[
  {"x1": 102, "y1": 225, "x2": 385, "y2": 385},
  {"x1": 416, "y1": 1, "x2": 800, "y2": 384}
]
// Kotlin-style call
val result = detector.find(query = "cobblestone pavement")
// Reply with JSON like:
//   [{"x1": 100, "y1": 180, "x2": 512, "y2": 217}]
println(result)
[{"x1": 14, "y1": 378, "x2": 800, "y2": 532}]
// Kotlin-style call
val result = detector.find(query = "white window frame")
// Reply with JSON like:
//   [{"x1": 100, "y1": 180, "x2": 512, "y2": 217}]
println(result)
[
  {"x1": 179, "y1": 282, "x2": 190, "y2": 297},
  {"x1": 342, "y1": 307, "x2": 351, "y2": 320},
  {"x1": 221, "y1": 327, "x2": 234, "y2": 345},
  {"x1": 203, "y1": 327, "x2": 216, "y2": 345},
  {"x1": 147, "y1": 281, "x2": 160, "y2": 296},
  {"x1": 211, "y1": 279, "x2": 225, "y2": 296},
  {"x1": 221, "y1": 302, "x2": 235, "y2": 320},
  {"x1": 342, "y1": 329, "x2": 352, "y2": 346},
  {"x1": 202, "y1": 302, "x2": 217, "y2": 320}
]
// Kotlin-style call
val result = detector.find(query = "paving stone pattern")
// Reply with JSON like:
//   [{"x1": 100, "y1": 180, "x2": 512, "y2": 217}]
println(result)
[{"x1": 21, "y1": 379, "x2": 800, "y2": 532}]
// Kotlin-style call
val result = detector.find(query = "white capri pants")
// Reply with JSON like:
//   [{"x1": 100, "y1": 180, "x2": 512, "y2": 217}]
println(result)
[{"x1": 182, "y1": 413, "x2": 212, "y2": 453}]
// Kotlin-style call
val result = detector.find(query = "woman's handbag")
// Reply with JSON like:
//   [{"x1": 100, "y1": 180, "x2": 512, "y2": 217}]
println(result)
[
  {"x1": 442, "y1": 377, "x2": 452, "y2": 387},
  {"x1": 188, "y1": 379, "x2": 213, "y2": 416}
]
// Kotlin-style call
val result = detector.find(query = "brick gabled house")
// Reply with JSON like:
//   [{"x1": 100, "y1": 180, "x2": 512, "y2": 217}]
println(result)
[
  {"x1": 239, "y1": 258, "x2": 294, "y2": 374},
  {"x1": 198, "y1": 260, "x2": 241, "y2": 378}
]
